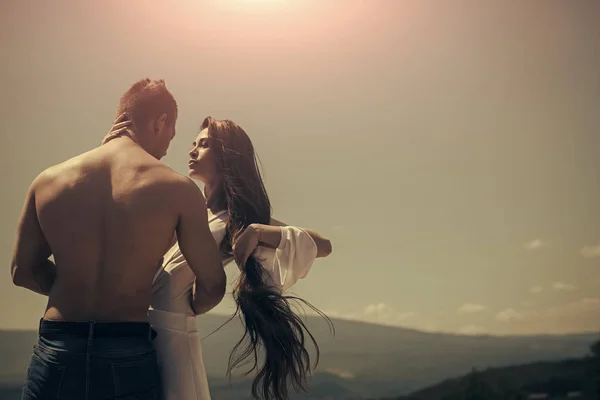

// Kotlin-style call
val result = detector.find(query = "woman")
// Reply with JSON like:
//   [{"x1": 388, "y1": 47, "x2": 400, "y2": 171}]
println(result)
[{"x1": 107, "y1": 116, "x2": 333, "y2": 400}]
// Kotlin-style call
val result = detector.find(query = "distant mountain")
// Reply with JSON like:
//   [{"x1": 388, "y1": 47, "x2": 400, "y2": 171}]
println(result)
[
  {"x1": 393, "y1": 357, "x2": 597, "y2": 400},
  {"x1": 1, "y1": 315, "x2": 597, "y2": 399}
]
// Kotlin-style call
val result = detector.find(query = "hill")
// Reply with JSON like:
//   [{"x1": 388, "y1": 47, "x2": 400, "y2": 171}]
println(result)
[
  {"x1": 392, "y1": 357, "x2": 598, "y2": 400},
  {"x1": 0, "y1": 314, "x2": 597, "y2": 399}
]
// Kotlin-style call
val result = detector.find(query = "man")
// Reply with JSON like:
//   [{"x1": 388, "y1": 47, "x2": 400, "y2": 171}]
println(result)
[{"x1": 11, "y1": 78, "x2": 226, "y2": 400}]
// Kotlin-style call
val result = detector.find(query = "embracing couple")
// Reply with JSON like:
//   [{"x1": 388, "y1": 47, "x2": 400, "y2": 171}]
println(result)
[{"x1": 11, "y1": 78, "x2": 333, "y2": 400}]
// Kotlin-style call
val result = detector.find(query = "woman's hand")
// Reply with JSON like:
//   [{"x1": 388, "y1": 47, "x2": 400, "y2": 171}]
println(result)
[
  {"x1": 233, "y1": 225, "x2": 260, "y2": 268},
  {"x1": 102, "y1": 113, "x2": 132, "y2": 144}
]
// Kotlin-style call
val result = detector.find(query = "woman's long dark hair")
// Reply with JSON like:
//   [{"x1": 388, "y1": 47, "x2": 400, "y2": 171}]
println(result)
[{"x1": 201, "y1": 117, "x2": 333, "y2": 400}]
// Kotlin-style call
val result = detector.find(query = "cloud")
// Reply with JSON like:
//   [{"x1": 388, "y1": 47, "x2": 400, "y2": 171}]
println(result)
[
  {"x1": 543, "y1": 297, "x2": 600, "y2": 316},
  {"x1": 308, "y1": 304, "x2": 415, "y2": 327},
  {"x1": 364, "y1": 302, "x2": 392, "y2": 316},
  {"x1": 457, "y1": 303, "x2": 487, "y2": 314},
  {"x1": 496, "y1": 308, "x2": 523, "y2": 322},
  {"x1": 320, "y1": 309, "x2": 357, "y2": 321},
  {"x1": 524, "y1": 239, "x2": 547, "y2": 250},
  {"x1": 489, "y1": 298, "x2": 600, "y2": 334},
  {"x1": 458, "y1": 324, "x2": 487, "y2": 335},
  {"x1": 395, "y1": 312, "x2": 417, "y2": 320},
  {"x1": 530, "y1": 286, "x2": 543, "y2": 294},
  {"x1": 316, "y1": 299, "x2": 600, "y2": 334},
  {"x1": 325, "y1": 368, "x2": 355, "y2": 379},
  {"x1": 540, "y1": 297, "x2": 599, "y2": 319},
  {"x1": 363, "y1": 302, "x2": 415, "y2": 324},
  {"x1": 581, "y1": 242, "x2": 600, "y2": 258},
  {"x1": 552, "y1": 282, "x2": 577, "y2": 291}
]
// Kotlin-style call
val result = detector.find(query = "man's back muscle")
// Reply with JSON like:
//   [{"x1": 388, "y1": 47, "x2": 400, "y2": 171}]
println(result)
[{"x1": 37, "y1": 140, "x2": 182, "y2": 322}]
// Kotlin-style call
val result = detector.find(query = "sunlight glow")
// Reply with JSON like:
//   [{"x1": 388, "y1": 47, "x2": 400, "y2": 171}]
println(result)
[{"x1": 212, "y1": 0, "x2": 294, "y2": 13}]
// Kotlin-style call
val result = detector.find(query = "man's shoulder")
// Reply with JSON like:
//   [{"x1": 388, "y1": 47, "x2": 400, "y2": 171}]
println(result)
[
  {"x1": 34, "y1": 152, "x2": 90, "y2": 183},
  {"x1": 169, "y1": 174, "x2": 202, "y2": 196},
  {"x1": 27, "y1": 159, "x2": 87, "y2": 202},
  {"x1": 170, "y1": 176, "x2": 206, "y2": 208},
  {"x1": 146, "y1": 163, "x2": 191, "y2": 187},
  {"x1": 139, "y1": 165, "x2": 201, "y2": 199},
  {"x1": 31, "y1": 162, "x2": 69, "y2": 190}
]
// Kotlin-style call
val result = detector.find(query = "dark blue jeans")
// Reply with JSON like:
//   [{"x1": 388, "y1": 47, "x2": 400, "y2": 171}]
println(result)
[{"x1": 22, "y1": 319, "x2": 161, "y2": 400}]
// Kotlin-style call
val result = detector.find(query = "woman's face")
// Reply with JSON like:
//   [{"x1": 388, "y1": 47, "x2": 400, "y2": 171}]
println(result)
[{"x1": 188, "y1": 128, "x2": 218, "y2": 183}]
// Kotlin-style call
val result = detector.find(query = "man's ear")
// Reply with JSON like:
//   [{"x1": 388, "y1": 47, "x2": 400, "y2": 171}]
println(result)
[{"x1": 155, "y1": 113, "x2": 168, "y2": 134}]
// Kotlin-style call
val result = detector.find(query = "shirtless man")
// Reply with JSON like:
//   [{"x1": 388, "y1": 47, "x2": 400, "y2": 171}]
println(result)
[{"x1": 11, "y1": 79, "x2": 226, "y2": 400}]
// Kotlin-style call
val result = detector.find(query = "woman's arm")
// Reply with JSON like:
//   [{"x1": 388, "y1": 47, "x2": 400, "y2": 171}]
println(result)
[
  {"x1": 231, "y1": 219, "x2": 331, "y2": 289},
  {"x1": 232, "y1": 218, "x2": 332, "y2": 269},
  {"x1": 251, "y1": 219, "x2": 332, "y2": 258}
]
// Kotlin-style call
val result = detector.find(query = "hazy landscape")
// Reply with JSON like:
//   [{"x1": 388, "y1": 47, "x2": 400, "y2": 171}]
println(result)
[
  {"x1": 2, "y1": 314, "x2": 598, "y2": 399},
  {"x1": 2, "y1": 1, "x2": 600, "y2": 399}
]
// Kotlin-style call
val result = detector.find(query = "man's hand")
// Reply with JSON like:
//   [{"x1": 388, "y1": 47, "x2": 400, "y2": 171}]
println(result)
[{"x1": 233, "y1": 225, "x2": 261, "y2": 269}]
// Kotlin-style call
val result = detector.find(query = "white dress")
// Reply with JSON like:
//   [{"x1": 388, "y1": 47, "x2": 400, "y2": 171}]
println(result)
[{"x1": 148, "y1": 210, "x2": 318, "y2": 400}]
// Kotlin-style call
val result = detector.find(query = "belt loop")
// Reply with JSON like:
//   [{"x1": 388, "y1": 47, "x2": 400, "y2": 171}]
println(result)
[
  {"x1": 88, "y1": 321, "x2": 95, "y2": 341},
  {"x1": 85, "y1": 321, "x2": 95, "y2": 400}
]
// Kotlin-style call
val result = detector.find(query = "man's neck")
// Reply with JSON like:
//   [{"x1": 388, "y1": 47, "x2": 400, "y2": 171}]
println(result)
[
  {"x1": 103, "y1": 133, "x2": 159, "y2": 159},
  {"x1": 102, "y1": 132, "x2": 138, "y2": 147}
]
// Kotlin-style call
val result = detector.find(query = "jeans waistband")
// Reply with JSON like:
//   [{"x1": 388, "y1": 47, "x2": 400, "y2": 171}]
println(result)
[{"x1": 39, "y1": 319, "x2": 157, "y2": 340}]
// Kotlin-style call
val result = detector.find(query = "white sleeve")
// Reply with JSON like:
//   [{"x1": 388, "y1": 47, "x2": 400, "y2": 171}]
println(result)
[{"x1": 267, "y1": 226, "x2": 318, "y2": 291}]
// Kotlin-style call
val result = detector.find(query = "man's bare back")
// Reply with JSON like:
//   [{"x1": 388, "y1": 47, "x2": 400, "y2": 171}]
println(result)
[
  {"x1": 13, "y1": 133, "x2": 225, "y2": 322},
  {"x1": 13, "y1": 79, "x2": 226, "y2": 400},
  {"x1": 12, "y1": 79, "x2": 225, "y2": 323},
  {"x1": 35, "y1": 140, "x2": 183, "y2": 322}
]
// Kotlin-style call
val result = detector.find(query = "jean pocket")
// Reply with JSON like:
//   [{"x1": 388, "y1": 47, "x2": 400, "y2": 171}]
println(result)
[
  {"x1": 22, "y1": 353, "x2": 66, "y2": 400},
  {"x1": 112, "y1": 353, "x2": 161, "y2": 399}
]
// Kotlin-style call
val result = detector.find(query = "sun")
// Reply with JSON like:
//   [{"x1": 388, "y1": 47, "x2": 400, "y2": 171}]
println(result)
[
  {"x1": 213, "y1": 0, "x2": 292, "y2": 12},
  {"x1": 236, "y1": 0, "x2": 285, "y2": 3}
]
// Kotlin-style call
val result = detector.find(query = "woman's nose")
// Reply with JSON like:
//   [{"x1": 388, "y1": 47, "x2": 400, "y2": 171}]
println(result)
[{"x1": 189, "y1": 148, "x2": 198, "y2": 159}]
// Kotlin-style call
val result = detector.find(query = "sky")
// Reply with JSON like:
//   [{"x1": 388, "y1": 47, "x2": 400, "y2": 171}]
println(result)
[{"x1": 1, "y1": 0, "x2": 599, "y2": 335}]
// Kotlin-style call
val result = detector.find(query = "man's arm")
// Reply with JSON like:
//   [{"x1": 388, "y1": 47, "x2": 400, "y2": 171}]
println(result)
[
  {"x1": 176, "y1": 179, "x2": 226, "y2": 315},
  {"x1": 11, "y1": 177, "x2": 56, "y2": 295}
]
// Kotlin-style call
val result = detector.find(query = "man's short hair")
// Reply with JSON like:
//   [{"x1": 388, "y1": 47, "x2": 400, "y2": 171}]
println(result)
[{"x1": 102, "y1": 78, "x2": 177, "y2": 145}]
